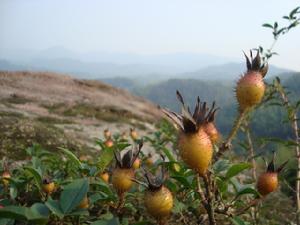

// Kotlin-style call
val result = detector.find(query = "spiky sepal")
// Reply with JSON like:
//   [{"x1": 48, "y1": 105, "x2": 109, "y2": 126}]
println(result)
[
  {"x1": 161, "y1": 91, "x2": 219, "y2": 134},
  {"x1": 114, "y1": 141, "x2": 143, "y2": 169},
  {"x1": 244, "y1": 50, "x2": 268, "y2": 78},
  {"x1": 266, "y1": 152, "x2": 288, "y2": 173}
]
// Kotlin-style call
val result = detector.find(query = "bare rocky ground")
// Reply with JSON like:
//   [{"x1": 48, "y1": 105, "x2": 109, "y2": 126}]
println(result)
[{"x1": 0, "y1": 71, "x2": 162, "y2": 159}]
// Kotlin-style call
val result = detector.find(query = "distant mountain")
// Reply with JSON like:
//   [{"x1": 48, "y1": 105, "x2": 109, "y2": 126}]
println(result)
[
  {"x1": 0, "y1": 60, "x2": 25, "y2": 71},
  {"x1": 0, "y1": 47, "x2": 237, "y2": 79},
  {"x1": 177, "y1": 62, "x2": 291, "y2": 80},
  {"x1": 0, "y1": 47, "x2": 295, "y2": 82}
]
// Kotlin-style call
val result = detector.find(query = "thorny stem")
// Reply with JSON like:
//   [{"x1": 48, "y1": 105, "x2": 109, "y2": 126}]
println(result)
[
  {"x1": 215, "y1": 109, "x2": 249, "y2": 161},
  {"x1": 116, "y1": 192, "x2": 125, "y2": 212},
  {"x1": 277, "y1": 86, "x2": 300, "y2": 225},
  {"x1": 196, "y1": 174, "x2": 207, "y2": 206},
  {"x1": 203, "y1": 174, "x2": 216, "y2": 225},
  {"x1": 245, "y1": 121, "x2": 259, "y2": 224},
  {"x1": 245, "y1": 122, "x2": 257, "y2": 181}
]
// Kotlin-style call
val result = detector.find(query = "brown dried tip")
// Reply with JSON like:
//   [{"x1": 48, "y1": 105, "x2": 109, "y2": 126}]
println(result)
[
  {"x1": 114, "y1": 141, "x2": 143, "y2": 169},
  {"x1": 42, "y1": 178, "x2": 52, "y2": 184},
  {"x1": 243, "y1": 50, "x2": 268, "y2": 78},
  {"x1": 144, "y1": 159, "x2": 167, "y2": 191},
  {"x1": 266, "y1": 152, "x2": 288, "y2": 173},
  {"x1": 162, "y1": 90, "x2": 219, "y2": 133}
]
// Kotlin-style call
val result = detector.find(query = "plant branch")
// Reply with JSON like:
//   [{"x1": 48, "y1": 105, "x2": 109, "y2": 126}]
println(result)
[
  {"x1": 277, "y1": 84, "x2": 300, "y2": 224},
  {"x1": 235, "y1": 198, "x2": 263, "y2": 216},
  {"x1": 245, "y1": 121, "x2": 257, "y2": 181},
  {"x1": 203, "y1": 174, "x2": 217, "y2": 225},
  {"x1": 215, "y1": 109, "x2": 249, "y2": 161}
]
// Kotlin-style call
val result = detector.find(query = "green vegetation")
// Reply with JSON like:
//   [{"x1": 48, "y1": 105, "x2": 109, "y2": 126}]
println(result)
[{"x1": 134, "y1": 73, "x2": 300, "y2": 140}]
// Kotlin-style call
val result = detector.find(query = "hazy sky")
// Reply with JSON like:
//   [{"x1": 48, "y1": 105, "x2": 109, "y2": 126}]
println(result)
[{"x1": 1, "y1": 0, "x2": 300, "y2": 70}]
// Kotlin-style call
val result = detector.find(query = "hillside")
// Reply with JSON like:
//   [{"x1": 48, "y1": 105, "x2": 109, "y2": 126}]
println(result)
[
  {"x1": 0, "y1": 71, "x2": 161, "y2": 159},
  {"x1": 134, "y1": 72, "x2": 300, "y2": 140}
]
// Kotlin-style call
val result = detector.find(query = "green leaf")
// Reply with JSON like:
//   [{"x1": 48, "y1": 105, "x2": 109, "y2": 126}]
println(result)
[
  {"x1": 213, "y1": 159, "x2": 230, "y2": 174},
  {"x1": 172, "y1": 198, "x2": 186, "y2": 213},
  {"x1": 0, "y1": 218, "x2": 14, "y2": 225},
  {"x1": 216, "y1": 177, "x2": 228, "y2": 193},
  {"x1": 0, "y1": 206, "x2": 27, "y2": 220},
  {"x1": 290, "y1": 7, "x2": 300, "y2": 17},
  {"x1": 230, "y1": 217, "x2": 247, "y2": 225},
  {"x1": 236, "y1": 187, "x2": 259, "y2": 198},
  {"x1": 24, "y1": 167, "x2": 43, "y2": 189},
  {"x1": 225, "y1": 163, "x2": 251, "y2": 179},
  {"x1": 59, "y1": 178, "x2": 89, "y2": 214},
  {"x1": 9, "y1": 184, "x2": 18, "y2": 200},
  {"x1": 45, "y1": 198, "x2": 64, "y2": 218},
  {"x1": 97, "y1": 148, "x2": 114, "y2": 172},
  {"x1": 161, "y1": 147, "x2": 176, "y2": 162},
  {"x1": 26, "y1": 203, "x2": 49, "y2": 221},
  {"x1": 91, "y1": 217, "x2": 120, "y2": 225},
  {"x1": 59, "y1": 147, "x2": 82, "y2": 169},
  {"x1": 171, "y1": 175, "x2": 191, "y2": 188},
  {"x1": 262, "y1": 23, "x2": 273, "y2": 29}
]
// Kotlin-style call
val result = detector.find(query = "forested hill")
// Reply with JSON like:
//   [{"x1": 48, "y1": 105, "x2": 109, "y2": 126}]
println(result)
[{"x1": 134, "y1": 72, "x2": 300, "y2": 139}]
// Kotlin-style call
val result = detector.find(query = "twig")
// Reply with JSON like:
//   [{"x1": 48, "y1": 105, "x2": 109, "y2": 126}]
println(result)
[
  {"x1": 196, "y1": 174, "x2": 208, "y2": 206},
  {"x1": 203, "y1": 174, "x2": 217, "y2": 225},
  {"x1": 277, "y1": 85, "x2": 300, "y2": 224},
  {"x1": 245, "y1": 121, "x2": 257, "y2": 181},
  {"x1": 215, "y1": 109, "x2": 249, "y2": 161},
  {"x1": 235, "y1": 198, "x2": 263, "y2": 216}
]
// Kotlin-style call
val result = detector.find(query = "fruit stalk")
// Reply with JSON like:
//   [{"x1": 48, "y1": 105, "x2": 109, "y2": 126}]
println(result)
[{"x1": 277, "y1": 84, "x2": 300, "y2": 224}]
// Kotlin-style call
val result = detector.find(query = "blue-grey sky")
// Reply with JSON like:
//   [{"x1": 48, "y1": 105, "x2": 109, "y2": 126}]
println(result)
[{"x1": 1, "y1": 0, "x2": 300, "y2": 70}]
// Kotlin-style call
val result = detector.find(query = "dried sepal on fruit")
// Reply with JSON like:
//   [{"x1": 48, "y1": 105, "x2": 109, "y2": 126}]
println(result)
[
  {"x1": 42, "y1": 178, "x2": 55, "y2": 194},
  {"x1": 130, "y1": 128, "x2": 138, "y2": 140},
  {"x1": 145, "y1": 153, "x2": 154, "y2": 167},
  {"x1": 144, "y1": 165, "x2": 173, "y2": 220},
  {"x1": 104, "y1": 129, "x2": 111, "y2": 140},
  {"x1": 257, "y1": 154, "x2": 288, "y2": 196},
  {"x1": 236, "y1": 50, "x2": 268, "y2": 111},
  {"x1": 112, "y1": 142, "x2": 143, "y2": 194},
  {"x1": 198, "y1": 101, "x2": 220, "y2": 143},
  {"x1": 162, "y1": 91, "x2": 216, "y2": 176}
]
